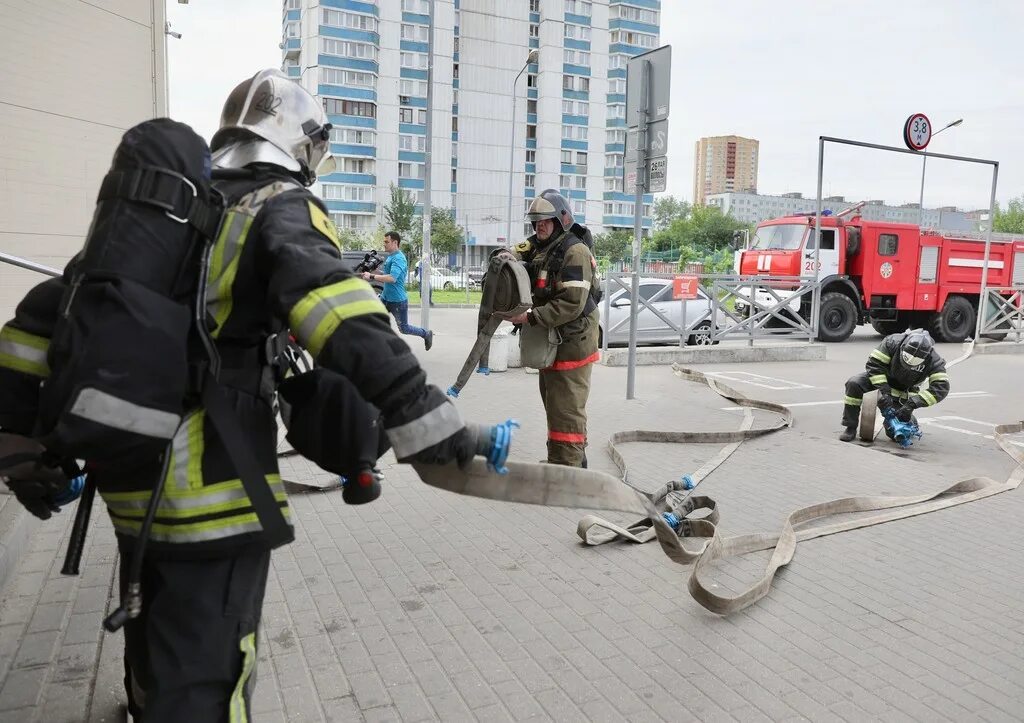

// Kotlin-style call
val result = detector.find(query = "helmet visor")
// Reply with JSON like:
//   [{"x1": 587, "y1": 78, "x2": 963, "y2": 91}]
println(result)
[{"x1": 901, "y1": 350, "x2": 926, "y2": 367}]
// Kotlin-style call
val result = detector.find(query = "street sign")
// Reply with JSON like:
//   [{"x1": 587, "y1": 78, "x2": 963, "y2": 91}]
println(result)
[
  {"x1": 625, "y1": 45, "x2": 671, "y2": 128},
  {"x1": 903, "y1": 113, "x2": 931, "y2": 151},
  {"x1": 673, "y1": 275, "x2": 699, "y2": 300},
  {"x1": 625, "y1": 119, "x2": 668, "y2": 156},
  {"x1": 624, "y1": 156, "x2": 666, "y2": 194}
]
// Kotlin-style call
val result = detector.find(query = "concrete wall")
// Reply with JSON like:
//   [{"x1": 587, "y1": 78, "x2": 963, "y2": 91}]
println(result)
[{"x1": 0, "y1": 0, "x2": 168, "y2": 318}]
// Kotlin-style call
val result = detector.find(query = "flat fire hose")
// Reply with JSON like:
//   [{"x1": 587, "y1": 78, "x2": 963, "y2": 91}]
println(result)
[
  {"x1": 447, "y1": 253, "x2": 531, "y2": 398},
  {"x1": 413, "y1": 344, "x2": 1024, "y2": 615}
]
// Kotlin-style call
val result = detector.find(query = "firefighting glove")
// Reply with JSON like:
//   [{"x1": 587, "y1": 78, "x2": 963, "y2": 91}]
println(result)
[
  {"x1": 876, "y1": 392, "x2": 895, "y2": 415},
  {"x1": 0, "y1": 433, "x2": 69, "y2": 521},
  {"x1": 895, "y1": 404, "x2": 915, "y2": 423},
  {"x1": 399, "y1": 424, "x2": 478, "y2": 469}
]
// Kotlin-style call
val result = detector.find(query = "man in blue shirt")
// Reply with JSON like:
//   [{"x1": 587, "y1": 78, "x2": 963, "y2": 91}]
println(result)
[{"x1": 363, "y1": 231, "x2": 433, "y2": 350}]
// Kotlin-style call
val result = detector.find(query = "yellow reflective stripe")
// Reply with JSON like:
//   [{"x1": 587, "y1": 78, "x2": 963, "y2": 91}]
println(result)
[
  {"x1": 929, "y1": 372, "x2": 949, "y2": 382},
  {"x1": 207, "y1": 211, "x2": 255, "y2": 337},
  {"x1": 843, "y1": 396, "x2": 862, "y2": 406},
  {"x1": 0, "y1": 326, "x2": 50, "y2": 377},
  {"x1": 891, "y1": 389, "x2": 908, "y2": 398},
  {"x1": 919, "y1": 390, "x2": 938, "y2": 406},
  {"x1": 230, "y1": 633, "x2": 257, "y2": 723},
  {"x1": 108, "y1": 507, "x2": 292, "y2": 543},
  {"x1": 102, "y1": 474, "x2": 284, "y2": 503},
  {"x1": 868, "y1": 374, "x2": 888, "y2": 386},
  {"x1": 107, "y1": 490, "x2": 287, "y2": 519},
  {"x1": 870, "y1": 349, "x2": 891, "y2": 363},
  {"x1": 288, "y1": 278, "x2": 387, "y2": 357}
]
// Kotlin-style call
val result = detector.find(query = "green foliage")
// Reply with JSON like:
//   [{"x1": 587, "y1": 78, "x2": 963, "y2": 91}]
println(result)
[
  {"x1": 993, "y1": 196, "x2": 1024, "y2": 234},
  {"x1": 649, "y1": 204, "x2": 750, "y2": 258},
  {"x1": 408, "y1": 208, "x2": 465, "y2": 258},
  {"x1": 382, "y1": 184, "x2": 416, "y2": 236},
  {"x1": 592, "y1": 228, "x2": 634, "y2": 262},
  {"x1": 652, "y1": 196, "x2": 691, "y2": 230},
  {"x1": 336, "y1": 227, "x2": 372, "y2": 251}
]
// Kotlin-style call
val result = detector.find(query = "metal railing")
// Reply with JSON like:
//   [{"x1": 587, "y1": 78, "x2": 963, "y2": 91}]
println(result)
[{"x1": 978, "y1": 286, "x2": 1024, "y2": 343}]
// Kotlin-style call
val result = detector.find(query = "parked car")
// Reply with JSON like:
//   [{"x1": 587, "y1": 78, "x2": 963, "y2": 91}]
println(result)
[
  {"x1": 429, "y1": 267, "x2": 480, "y2": 290},
  {"x1": 600, "y1": 277, "x2": 719, "y2": 347}
]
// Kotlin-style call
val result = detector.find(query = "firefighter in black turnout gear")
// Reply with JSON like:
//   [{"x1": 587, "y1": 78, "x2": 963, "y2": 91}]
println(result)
[
  {"x1": 508, "y1": 190, "x2": 600, "y2": 466},
  {"x1": 0, "y1": 70, "x2": 477, "y2": 721},
  {"x1": 839, "y1": 330, "x2": 950, "y2": 442}
]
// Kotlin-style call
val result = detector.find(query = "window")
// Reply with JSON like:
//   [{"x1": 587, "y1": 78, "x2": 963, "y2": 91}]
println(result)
[
  {"x1": 527, "y1": 99, "x2": 537, "y2": 115},
  {"x1": 573, "y1": 200, "x2": 586, "y2": 215},
  {"x1": 610, "y1": 30, "x2": 657, "y2": 48},
  {"x1": 453, "y1": 63, "x2": 459, "y2": 79},
  {"x1": 561, "y1": 150, "x2": 572, "y2": 164},
  {"x1": 527, "y1": 73, "x2": 537, "y2": 88},
  {"x1": 561, "y1": 125, "x2": 588, "y2": 140},
  {"x1": 401, "y1": 52, "x2": 428, "y2": 69},
  {"x1": 610, "y1": 5, "x2": 660, "y2": 24},
  {"x1": 564, "y1": 24, "x2": 591, "y2": 40},
  {"x1": 608, "y1": 104, "x2": 625, "y2": 120},
  {"x1": 323, "y1": 99, "x2": 377, "y2": 117},
  {"x1": 341, "y1": 158, "x2": 373, "y2": 174},
  {"x1": 400, "y1": 23, "x2": 429, "y2": 42},
  {"x1": 525, "y1": 173, "x2": 535, "y2": 188},
  {"x1": 608, "y1": 78, "x2": 626, "y2": 94},
  {"x1": 530, "y1": 0, "x2": 540, "y2": 11},
  {"x1": 399, "y1": 107, "x2": 413, "y2": 123},
  {"x1": 321, "y1": 184, "x2": 373, "y2": 202},
  {"x1": 559, "y1": 174, "x2": 571, "y2": 188},
  {"x1": 576, "y1": 151, "x2": 588, "y2": 166},
  {"x1": 607, "y1": 129, "x2": 625, "y2": 144},
  {"x1": 321, "y1": 38, "x2": 378, "y2": 60},
  {"x1": 806, "y1": 230, "x2": 836, "y2": 251},
  {"x1": 608, "y1": 153, "x2": 624, "y2": 167},
  {"x1": 526, "y1": 150, "x2": 536, "y2": 163},
  {"x1": 400, "y1": 79, "x2": 428, "y2": 96},
  {"x1": 526, "y1": 124, "x2": 537, "y2": 139},
  {"x1": 286, "y1": 0, "x2": 300, "y2": 8},
  {"x1": 579, "y1": 77, "x2": 589, "y2": 92},
  {"x1": 399, "y1": 134, "x2": 426, "y2": 152},
  {"x1": 451, "y1": 169, "x2": 457, "y2": 184},
  {"x1": 608, "y1": 54, "x2": 629, "y2": 70},
  {"x1": 402, "y1": 0, "x2": 429, "y2": 13},
  {"x1": 604, "y1": 177, "x2": 623, "y2": 192},
  {"x1": 563, "y1": 49, "x2": 591, "y2": 66},
  {"x1": 330, "y1": 128, "x2": 376, "y2": 145},
  {"x1": 451, "y1": 117, "x2": 458, "y2": 132},
  {"x1": 321, "y1": 9, "x2": 379, "y2": 32},
  {"x1": 879, "y1": 233, "x2": 899, "y2": 256},
  {"x1": 451, "y1": 142, "x2": 458, "y2": 158},
  {"x1": 574, "y1": 175, "x2": 586, "y2": 189},
  {"x1": 529, "y1": 23, "x2": 539, "y2": 38},
  {"x1": 329, "y1": 213, "x2": 375, "y2": 232},
  {"x1": 453, "y1": 89, "x2": 459, "y2": 105},
  {"x1": 398, "y1": 162, "x2": 424, "y2": 179},
  {"x1": 565, "y1": 0, "x2": 592, "y2": 16},
  {"x1": 454, "y1": 37, "x2": 459, "y2": 52},
  {"x1": 285, "y1": 22, "x2": 298, "y2": 38},
  {"x1": 321, "y1": 68, "x2": 375, "y2": 88}
]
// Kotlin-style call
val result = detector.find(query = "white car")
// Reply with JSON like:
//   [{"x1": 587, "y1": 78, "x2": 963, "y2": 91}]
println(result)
[{"x1": 600, "y1": 277, "x2": 719, "y2": 347}]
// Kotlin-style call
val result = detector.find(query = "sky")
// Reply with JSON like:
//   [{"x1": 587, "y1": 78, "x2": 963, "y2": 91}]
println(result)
[{"x1": 167, "y1": 0, "x2": 1024, "y2": 211}]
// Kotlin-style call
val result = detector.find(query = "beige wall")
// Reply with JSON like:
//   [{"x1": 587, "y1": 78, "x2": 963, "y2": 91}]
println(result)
[{"x1": 0, "y1": 0, "x2": 167, "y2": 317}]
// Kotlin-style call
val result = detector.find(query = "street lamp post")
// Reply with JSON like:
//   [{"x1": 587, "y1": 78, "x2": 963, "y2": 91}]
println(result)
[
  {"x1": 506, "y1": 49, "x2": 539, "y2": 246},
  {"x1": 918, "y1": 118, "x2": 963, "y2": 226}
]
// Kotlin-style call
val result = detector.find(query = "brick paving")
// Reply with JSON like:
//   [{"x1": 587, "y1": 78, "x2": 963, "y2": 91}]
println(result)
[{"x1": 2, "y1": 309, "x2": 1023, "y2": 721}]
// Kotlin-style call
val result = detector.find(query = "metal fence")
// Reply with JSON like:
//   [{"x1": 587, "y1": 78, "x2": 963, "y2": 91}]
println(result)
[{"x1": 979, "y1": 286, "x2": 1024, "y2": 342}]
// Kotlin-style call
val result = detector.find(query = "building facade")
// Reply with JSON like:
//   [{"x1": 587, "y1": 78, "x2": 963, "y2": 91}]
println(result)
[
  {"x1": 692, "y1": 135, "x2": 759, "y2": 206},
  {"x1": 0, "y1": 1, "x2": 169, "y2": 316},
  {"x1": 706, "y1": 191, "x2": 977, "y2": 231},
  {"x1": 282, "y1": 0, "x2": 659, "y2": 264}
]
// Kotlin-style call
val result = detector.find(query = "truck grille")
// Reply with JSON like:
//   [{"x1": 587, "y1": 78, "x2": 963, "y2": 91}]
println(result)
[{"x1": 919, "y1": 246, "x2": 938, "y2": 283}]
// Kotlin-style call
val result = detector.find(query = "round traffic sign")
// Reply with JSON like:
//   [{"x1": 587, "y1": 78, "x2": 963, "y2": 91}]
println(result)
[{"x1": 903, "y1": 113, "x2": 931, "y2": 151}]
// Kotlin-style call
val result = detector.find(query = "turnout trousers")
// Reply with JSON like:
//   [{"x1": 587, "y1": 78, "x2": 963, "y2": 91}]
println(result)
[
  {"x1": 118, "y1": 536, "x2": 271, "y2": 722},
  {"x1": 538, "y1": 361, "x2": 593, "y2": 467},
  {"x1": 842, "y1": 371, "x2": 875, "y2": 428}
]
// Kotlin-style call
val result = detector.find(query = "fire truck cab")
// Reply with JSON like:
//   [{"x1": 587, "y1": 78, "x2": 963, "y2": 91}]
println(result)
[{"x1": 734, "y1": 206, "x2": 1024, "y2": 342}]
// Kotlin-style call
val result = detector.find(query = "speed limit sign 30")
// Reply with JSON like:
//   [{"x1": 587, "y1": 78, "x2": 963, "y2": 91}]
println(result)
[{"x1": 903, "y1": 113, "x2": 931, "y2": 151}]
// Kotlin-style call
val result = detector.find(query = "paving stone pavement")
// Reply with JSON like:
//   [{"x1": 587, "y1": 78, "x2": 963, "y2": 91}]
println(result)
[{"x1": 2, "y1": 311, "x2": 1024, "y2": 721}]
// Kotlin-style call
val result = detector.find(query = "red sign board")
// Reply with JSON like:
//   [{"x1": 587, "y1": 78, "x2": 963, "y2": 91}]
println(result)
[{"x1": 673, "y1": 275, "x2": 699, "y2": 300}]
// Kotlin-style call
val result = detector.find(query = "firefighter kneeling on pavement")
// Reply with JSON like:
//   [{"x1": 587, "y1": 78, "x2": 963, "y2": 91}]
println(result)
[
  {"x1": 507, "y1": 190, "x2": 600, "y2": 467},
  {"x1": 839, "y1": 329, "x2": 950, "y2": 442}
]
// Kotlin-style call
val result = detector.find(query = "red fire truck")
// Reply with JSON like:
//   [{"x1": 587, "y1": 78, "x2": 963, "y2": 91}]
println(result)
[{"x1": 733, "y1": 204, "x2": 1024, "y2": 342}]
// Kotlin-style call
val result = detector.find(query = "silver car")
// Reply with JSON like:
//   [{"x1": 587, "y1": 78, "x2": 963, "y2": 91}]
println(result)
[{"x1": 599, "y1": 277, "x2": 718, "y2": 347}]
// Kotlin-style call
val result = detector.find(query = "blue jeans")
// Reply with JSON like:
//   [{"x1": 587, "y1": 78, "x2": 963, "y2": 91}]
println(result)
[{"x1": 384, "y1": 300, "x2": 429, "y2": 338}]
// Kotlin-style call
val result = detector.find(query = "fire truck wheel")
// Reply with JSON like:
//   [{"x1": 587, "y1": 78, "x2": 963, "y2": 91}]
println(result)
[
  {"x1": 816, "y1": 292, "x2": 857, "y2": 342},
  {"x1": 928, "y1": 295, "x2": 975, "y2": 342},
  {"x1": 870, "y1": 317, "x2": 907, "y2": 336}
]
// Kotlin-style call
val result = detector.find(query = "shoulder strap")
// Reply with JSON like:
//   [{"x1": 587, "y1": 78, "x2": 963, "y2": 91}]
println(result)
[{"x1": 99, "y1": 166, "x2": 223, "y2": 240}]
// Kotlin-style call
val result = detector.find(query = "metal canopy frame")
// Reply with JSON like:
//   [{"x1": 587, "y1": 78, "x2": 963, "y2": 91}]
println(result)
[{"x1": 814, "y1": 136, "x2": 999, "y2": 341}]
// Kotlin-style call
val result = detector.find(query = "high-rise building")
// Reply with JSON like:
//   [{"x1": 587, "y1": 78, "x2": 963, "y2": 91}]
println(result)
[
  {"x1": 281, "y1": 0, "x2": 660, "y2": 263},
  {"x1": 692, "y1": 135, "x2": 759, "y2": 206}
]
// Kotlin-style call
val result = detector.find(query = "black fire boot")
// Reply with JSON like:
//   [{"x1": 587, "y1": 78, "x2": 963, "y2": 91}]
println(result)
[{"x1": 839, "y1": 426, "x2": 857, "y2": 442}]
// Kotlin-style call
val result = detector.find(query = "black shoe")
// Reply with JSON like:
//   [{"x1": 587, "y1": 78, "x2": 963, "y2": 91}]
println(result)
[
  {"x1": 424, "y1": 331, "x2": 434, "y2": 351},
  {"x1": 839, "y1": 426, "x2": 857, "y2": 442}
]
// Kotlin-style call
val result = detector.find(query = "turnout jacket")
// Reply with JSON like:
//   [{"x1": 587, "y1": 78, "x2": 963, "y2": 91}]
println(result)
[
  {"x1": 865, "y1": 333, "x2": 950, "y2": 409},
  {"x1": 519, "y1": 228, "x2": 600, "y2": 365},
  {"x1": 0, "y1": 169, "x2": 460, "y2": 557}
]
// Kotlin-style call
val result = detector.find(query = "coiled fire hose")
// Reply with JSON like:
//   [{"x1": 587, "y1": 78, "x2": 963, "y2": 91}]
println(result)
[{"x1": 424, "y1": 326, "x2": 1023, "y2": 615}]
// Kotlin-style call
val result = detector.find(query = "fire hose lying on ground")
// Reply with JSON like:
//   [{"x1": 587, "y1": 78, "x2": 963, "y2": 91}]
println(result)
[{"x1": 432, "y1": 258, "x2": 1024, "y2": 614}]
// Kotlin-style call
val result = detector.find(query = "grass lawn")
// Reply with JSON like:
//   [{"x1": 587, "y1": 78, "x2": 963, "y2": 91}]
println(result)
[{"x1": 406, "y1": 290, "x2": 483, "y2": 305}]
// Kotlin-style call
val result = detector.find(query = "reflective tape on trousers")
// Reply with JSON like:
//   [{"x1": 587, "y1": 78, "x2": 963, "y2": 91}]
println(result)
[{"x1": 69, "y1": 387, "x2": 181, "y2": 439}]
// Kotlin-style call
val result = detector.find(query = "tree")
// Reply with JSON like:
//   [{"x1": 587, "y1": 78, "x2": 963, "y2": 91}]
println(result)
[
  {"x1": 382, "y1": 184, "x2": 415, "y2": 236},
  {"x1": 652, "y1": 195, "x2": 691, "y2": 230},
  {"x1": 337, "y1": 227, "x2": 371, "y2": 251},
  {"x1": 993, "y1": 196, "x2": 1024, "y2": 234},
  {"x1": 592, "y1": 229, "x2": 633, "y2": 262},
  {"x1": 408, "y1": 208, "x2": 465, "y2": 258}
]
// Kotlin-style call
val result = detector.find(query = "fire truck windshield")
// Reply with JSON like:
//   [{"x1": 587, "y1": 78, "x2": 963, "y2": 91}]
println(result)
[{"x1": 750, "y1": 223, "x2": 807, "y2": 250}]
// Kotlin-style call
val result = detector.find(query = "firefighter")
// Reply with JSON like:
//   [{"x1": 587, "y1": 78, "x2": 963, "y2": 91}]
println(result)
[
  {"x1": 839, "y1": 329, "x2": 950, "y2": 442},
  {"x1": 1, "y1": 70, "x2": 478, "y2": 721},
  {"x1": 508, "y1": 190, "x2": 600, "y2": 466}
]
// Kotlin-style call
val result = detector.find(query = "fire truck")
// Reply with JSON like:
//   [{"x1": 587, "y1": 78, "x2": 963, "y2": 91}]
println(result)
[{"x1": 732, "y1": 203, "x2": 1024, "y2": 342}]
